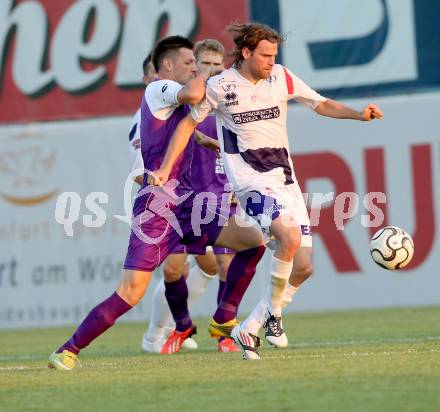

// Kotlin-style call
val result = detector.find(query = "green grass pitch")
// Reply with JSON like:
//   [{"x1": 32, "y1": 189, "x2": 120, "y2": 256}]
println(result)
[{"x1": 1, "y1": 306, "x2": 439, "y2": 412}]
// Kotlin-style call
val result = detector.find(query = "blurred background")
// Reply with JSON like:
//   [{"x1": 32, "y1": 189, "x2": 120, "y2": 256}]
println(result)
[{"x1": 1, "y1": 0, "x2": 439, "y2": 330}]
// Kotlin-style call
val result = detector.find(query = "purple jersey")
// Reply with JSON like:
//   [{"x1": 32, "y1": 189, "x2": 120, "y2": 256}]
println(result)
[
  {"x1": 139, "y1": 79, "x2": 195, "y2": 197},
  {"x1": 124, "y1": 80, "x2": 236, "y2": 272},
  {"x1": 192, "y1": 115, "x2": 229, "y2": 195}
]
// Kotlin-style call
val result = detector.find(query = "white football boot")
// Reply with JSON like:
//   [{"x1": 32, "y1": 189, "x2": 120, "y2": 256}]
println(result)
[
  {"x1": 141, "y1": 333, "x2": 165, "y2": 353},
  {"x1": 231, "y1": 325, "x2": 261, "y2": 360},
  {"x1": 181, "y1": 337, "x2": 198, "y2": 350},
  {"x1": 263, "y1": 310, "x2": 288, "y2": 348}
]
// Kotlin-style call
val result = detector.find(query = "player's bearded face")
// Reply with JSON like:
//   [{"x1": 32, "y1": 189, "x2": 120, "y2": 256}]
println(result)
[
  {"x1": 247, "y1": 40, "x2": 278, "y2": 80},
  {"x1": 173, "y1": 48, "x2": 198, "y2": 85}
]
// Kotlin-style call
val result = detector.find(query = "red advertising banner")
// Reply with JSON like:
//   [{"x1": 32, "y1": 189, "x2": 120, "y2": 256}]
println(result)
[{"x1": 0, "y1": 0, "x2": 248, "y2": 124}]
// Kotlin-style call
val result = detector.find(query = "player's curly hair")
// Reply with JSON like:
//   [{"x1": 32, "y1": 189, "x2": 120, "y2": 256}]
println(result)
[{"x1": 227, "y1": 22, "x2": 283, "y2": 68}]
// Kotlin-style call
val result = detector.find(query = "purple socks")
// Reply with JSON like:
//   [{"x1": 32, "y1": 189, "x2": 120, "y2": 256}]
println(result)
[
  {"x1": 57, "y1": 292, "x2": 132, "y2": 355},
  {"x1": 165, "y1": 276, "x2": 192, "y2": 332},
  {"x1": 213, "y1": 245, "x2": 265, "y2": 324},
  {"x1": 217, "y1": 280, "x2": 226, "y2": 305}
]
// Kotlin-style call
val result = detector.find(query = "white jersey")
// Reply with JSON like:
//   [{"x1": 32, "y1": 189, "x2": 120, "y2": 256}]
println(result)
[
  {"x1": 128, "y1": 108, "x2": 143, "y2": 172},
  {"x1": 191, "y1": 64, "x2": 326, "y2": 193}
]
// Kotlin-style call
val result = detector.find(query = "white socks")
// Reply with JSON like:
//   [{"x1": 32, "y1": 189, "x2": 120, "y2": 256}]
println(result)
[
  {"x1": 266, "y1": 256, "x2": 293, "y2": 316},
  {"x1": 242, "y1": 256, "x2": 297, "y2": 335},
  {"x1": 145, "y1": 279, "x2": 171, "y2": 342},
  {"x1": 241, "y1": 282, "x2": 299, "y2": 335},
  {"x1": 145, "y1": 263, "x2": 216, "y2": 341},
  {"x1": 187, "y1": 264, "x2": 216, "y2": 306},
  {"x1": 281, "y1": 284, "x2": 299, "y2": 308},
  {"x1": 241, "y1": 298, "x2": 267, "y2": 335}
]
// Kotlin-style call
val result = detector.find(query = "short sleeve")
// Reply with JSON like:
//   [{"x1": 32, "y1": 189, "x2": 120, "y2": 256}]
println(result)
[
  {"x1": 146, "y1": 79, "x2": 183, "y2": 107},
  {"x1": 282, "y1": 66, "x2": 326, "y2": 110},
  {"x1": 191, "y1": 80, "x2": 218, "y2": 123}
]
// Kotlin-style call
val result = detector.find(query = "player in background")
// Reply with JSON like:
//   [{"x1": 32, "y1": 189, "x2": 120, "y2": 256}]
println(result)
[
  {"x1": 150, "y1": 23, "x2": 383, "y2": 360},
  {"x1": 138, "y1": 40, "x2": 239, "y2": 354},
  {"x1": 129, "y1": 53, "x2": 157, "y2": 186},
  {"x1": 48, "y1": 35, "x2": 266, "y2": 370}
]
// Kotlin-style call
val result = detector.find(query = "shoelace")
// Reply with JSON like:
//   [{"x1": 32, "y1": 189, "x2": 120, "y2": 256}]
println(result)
[
  {"x1": 250, "y1": 334, "x2": 261, "y2": 348},
  {"x1": 263, "y1": 314, "x2": 283, "y2": 336}
]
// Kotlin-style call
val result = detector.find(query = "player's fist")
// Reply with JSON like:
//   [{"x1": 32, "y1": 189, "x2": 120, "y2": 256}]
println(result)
[
  {"x1": 147, "y1": 168, "x2": 170, "y2": 186},
  {"x1": 361, "y1": 104, "x2": 383, "y2": 121}
]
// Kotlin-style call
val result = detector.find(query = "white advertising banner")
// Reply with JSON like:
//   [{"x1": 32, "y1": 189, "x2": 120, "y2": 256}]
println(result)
[{"x1": 1, "y1": 92, "x2": 439, "y2": 329}]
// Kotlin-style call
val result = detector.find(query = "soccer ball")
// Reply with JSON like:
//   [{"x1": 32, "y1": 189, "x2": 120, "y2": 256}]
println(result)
[{"x1": 370, "y1": 226, "x2": 414, "y2": 270}]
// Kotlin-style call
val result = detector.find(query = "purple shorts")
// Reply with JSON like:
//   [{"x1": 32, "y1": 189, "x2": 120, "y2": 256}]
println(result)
[
  {"x1": 123, "y1": 189, "x2": 235, "y2": 272},
  {"x1": 170, "y1": 243, "x2": 207, "y2": 255},
  {"x1": 212, "y1": 246, "x2": 235, "y2": 255}
]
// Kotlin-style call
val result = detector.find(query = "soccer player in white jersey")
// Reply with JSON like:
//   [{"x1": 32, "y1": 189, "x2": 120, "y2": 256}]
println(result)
[
  {"x1": 129, "y1": 53, "x2": 158, "y2": 186},
  {"x1": 150, "y1": 23, "x2": 383, "y2": 360},
  {"x1": 133, "y1": 54, "x2": 297, "y2": 351}
]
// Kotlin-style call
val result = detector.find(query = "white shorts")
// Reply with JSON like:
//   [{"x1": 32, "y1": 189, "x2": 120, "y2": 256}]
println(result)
[{"x1": 237, "y1": 183, "x2": 312, "y2": 247}]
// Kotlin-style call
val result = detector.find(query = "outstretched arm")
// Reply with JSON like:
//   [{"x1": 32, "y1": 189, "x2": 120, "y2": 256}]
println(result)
[
  {"x1": 147, "y1": 113, "x2": 198, "y2": 186},
  {"x1": 315, "y1": 99, "x2": 383, "y2": 121}
]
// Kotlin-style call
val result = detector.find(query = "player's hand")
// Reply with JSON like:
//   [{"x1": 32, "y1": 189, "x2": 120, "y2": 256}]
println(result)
[
  {"x1": 199, "y1": 65, "x2": 213, "y2": 80},
  {"x1": 147, "y1": 168, "x2": 170, "y2": 186},
  {"x1": 361, "y1": 104, "x2": 383, "y2": 121}
]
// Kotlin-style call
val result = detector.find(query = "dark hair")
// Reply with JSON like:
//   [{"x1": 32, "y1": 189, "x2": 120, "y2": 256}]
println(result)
[
  {"x1": 152, "y1": 35, "x2": 194, "y2": 72},
  {"x1": 142, "y1": 53, "x2": 152, "y2": 76},
  {"x1": 227, "y1": 22, "x2": 283, "y2": 67}
]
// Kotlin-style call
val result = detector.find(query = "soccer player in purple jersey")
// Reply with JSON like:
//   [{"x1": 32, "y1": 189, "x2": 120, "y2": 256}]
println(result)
[
  {"x1": 48, "y1": 35, "x2": 265, "y2": 370},
  {"x1": 140, "y1": 40, "x2": 239, "y2": 354}
]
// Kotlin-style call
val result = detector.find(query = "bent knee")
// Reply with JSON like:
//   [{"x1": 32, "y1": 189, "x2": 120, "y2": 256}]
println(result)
[
  {"x1": 163, "y1": 265, "x2": 182, "y2": 282},
  {"x1": 294, "y1": 263, "x2": 313, "y2": 280},
  {"x1": 116, "y1": 286, "x2": 142, "y2": 307}
]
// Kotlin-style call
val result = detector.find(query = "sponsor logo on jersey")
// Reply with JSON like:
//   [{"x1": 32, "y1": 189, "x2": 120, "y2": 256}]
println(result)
[
  {"x1": 224, "y1": 91, "x2": 239, "y2": 107},
  {"x1": 221, "y1": 82, "x2": 236, "y2": 92},
  {"x1": 232, "y1": 106, "x2": 280, "y2": 124},
  {"x1": 264, "y1": 203, "x2": 286, "y2": 217},
  {"x1": 215, "y1": 158, "x2": 225, "y2": 174}
]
